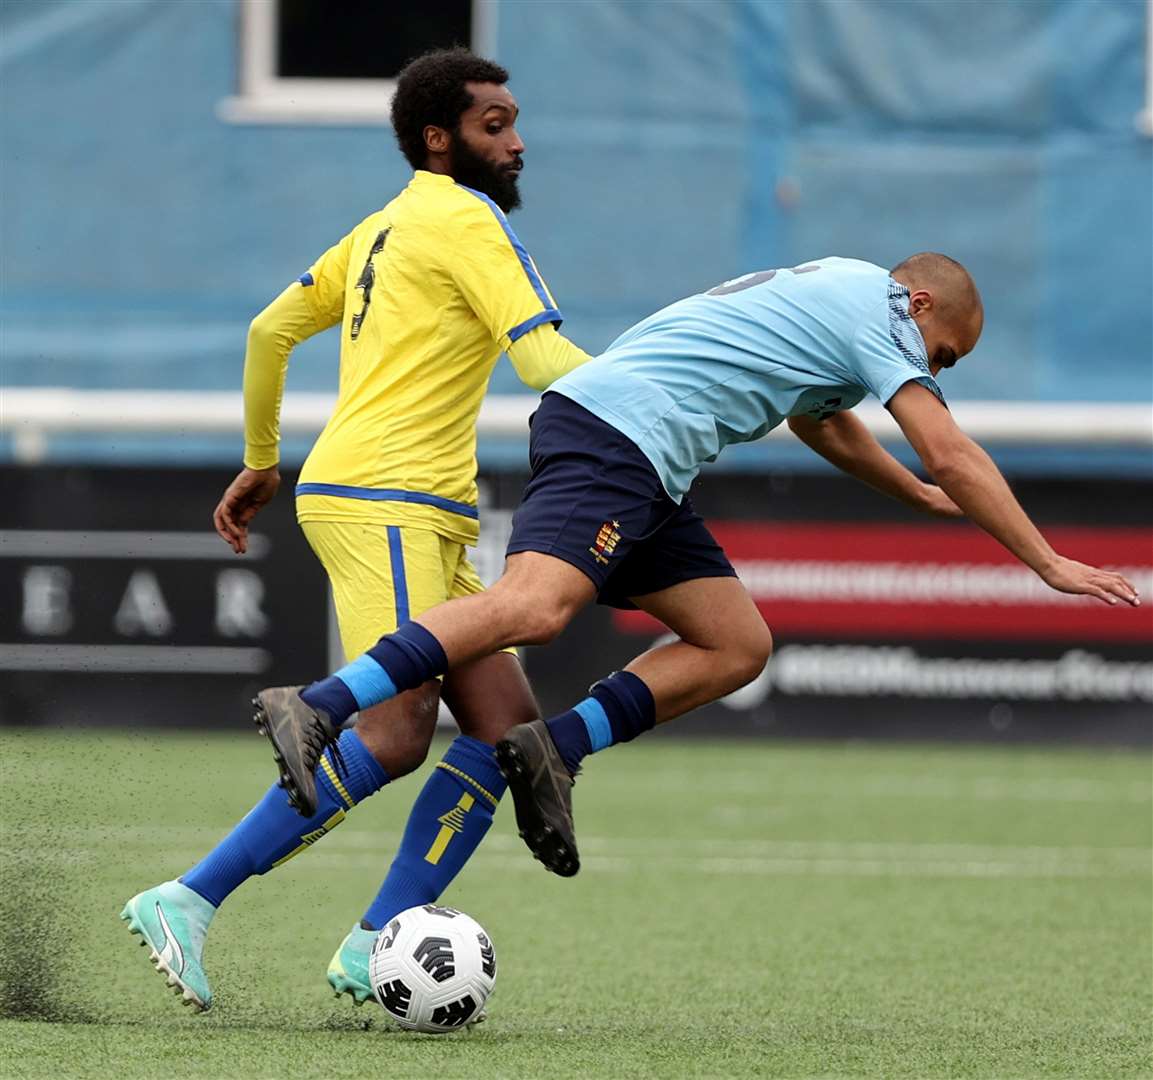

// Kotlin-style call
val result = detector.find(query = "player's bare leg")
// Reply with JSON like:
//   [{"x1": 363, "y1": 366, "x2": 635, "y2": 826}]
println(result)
[
  {"x1": 409, "y1": 551, "x2": 598, "y2": 662},
  {"x1": 256, "y1": 553, "x2": 593, "y2": 813},
  {"x1": 622, "y1": 577, "x2": 773, "y2": 719},
  {"x1": 344, "y1": 689, "x2": 442, "y2": 784},
  {"x1": 442, "y1": 651, "x2": 540, "y2": 745},
  {"x1": 497, "y1": 576, "x2": 772, "y2": 876}
]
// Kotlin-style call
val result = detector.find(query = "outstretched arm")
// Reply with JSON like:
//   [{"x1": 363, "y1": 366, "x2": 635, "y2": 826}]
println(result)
[
  {"x1": 887, "y1": 381, "x2": 1140, "y2": 606},
  {"x1": 787, "y1": 410, "x2": 962, "y2": 517}
]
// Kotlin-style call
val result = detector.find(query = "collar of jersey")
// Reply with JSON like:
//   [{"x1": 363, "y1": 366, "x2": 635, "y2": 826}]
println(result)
[{"x1": 411, "y1": 170, "x2": 456, "y2": 186}]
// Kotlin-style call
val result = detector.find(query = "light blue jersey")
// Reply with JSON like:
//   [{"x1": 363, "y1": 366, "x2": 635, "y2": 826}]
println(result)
[{"x1": 553, "y1": 257, "x2": 943, "y2": 501}]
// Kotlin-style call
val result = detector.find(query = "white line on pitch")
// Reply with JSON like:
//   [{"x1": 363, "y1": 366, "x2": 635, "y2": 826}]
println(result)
[
  {"x1": 620, "y1": 772, "x2": 1152, "y2": 805},
  {"x1": 13, "y1": 845, "x2": 1139, "y2": 881},
  {"x1": 8, "y1": 826, "x2": 1147, "y2": 880}
]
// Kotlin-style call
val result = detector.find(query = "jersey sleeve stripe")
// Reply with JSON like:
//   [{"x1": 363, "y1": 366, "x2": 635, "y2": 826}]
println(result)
[
  {"x1": 456, "y1": 183, "x2": 562, "y2": 316},
  {"x1": 507, "y1": 308, "x2": 564, "y2": 343},
  {"x1": 295, "y1": 482, "x2": 479, "y2": 519}
]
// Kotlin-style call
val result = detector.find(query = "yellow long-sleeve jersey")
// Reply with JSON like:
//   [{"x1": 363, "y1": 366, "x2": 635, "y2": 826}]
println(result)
[{"x1": 243, "y1": 170, "x2": 591, "y2": 545}]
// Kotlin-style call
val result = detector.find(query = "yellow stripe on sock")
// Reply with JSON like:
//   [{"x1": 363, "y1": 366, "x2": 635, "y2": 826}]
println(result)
[
  {"x1": 321, "y1": 754, "x2": 355, "y2": 809},
  {"x1": 270, "y1": 809, "x2": 346, "y2": 868},
  {"x1": 434, "y1": 761, "x2": 497, "y2": 808},
  {"x1": 424, "y1": 792, "x2": 476, "y2": 865}
]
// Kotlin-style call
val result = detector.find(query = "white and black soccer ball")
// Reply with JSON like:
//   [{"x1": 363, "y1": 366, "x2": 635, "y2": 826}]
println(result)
[{"x1": 368, "y1": 904, "x2": 497, "y2": 1033}]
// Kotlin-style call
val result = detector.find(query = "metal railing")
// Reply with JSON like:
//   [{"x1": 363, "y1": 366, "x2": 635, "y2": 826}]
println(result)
[{"x1": 2, "y1": 387, "x2": 1150, "y2": 463}]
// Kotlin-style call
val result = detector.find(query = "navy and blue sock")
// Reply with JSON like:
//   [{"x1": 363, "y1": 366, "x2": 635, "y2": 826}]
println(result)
[
  {"x1": 301, "y1": 622, "x2": 448, "y2": 726},
  {"x1": 545, "y1": 670, "x2": 657, "y2": 776},
  {"x1": 181, "y1": 729, "x2": 388, "y2": 907},
  {"x1": 361, "y1": 735, "x2": 506, "y2": 930}
]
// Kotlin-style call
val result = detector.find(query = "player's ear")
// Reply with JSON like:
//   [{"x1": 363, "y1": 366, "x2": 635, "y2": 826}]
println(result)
[
  {"x1": 423, "y1": 125, "x2": 450, "y2": 155},
  {"x1": 907, "y1": 289, "x2": 933, "y2": 317}
]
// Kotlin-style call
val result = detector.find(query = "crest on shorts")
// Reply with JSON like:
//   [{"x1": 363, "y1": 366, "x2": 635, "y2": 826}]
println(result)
[{"x1": 589, "y1": 520, "x2": 622, "y2": 566}]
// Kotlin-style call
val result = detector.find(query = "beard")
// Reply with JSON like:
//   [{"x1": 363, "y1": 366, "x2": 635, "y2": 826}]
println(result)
[{"x1": 450, "y1": 134, "x2": 522, "y2": 213}]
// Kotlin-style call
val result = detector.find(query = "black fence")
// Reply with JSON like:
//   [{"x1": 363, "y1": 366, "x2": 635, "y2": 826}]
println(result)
[{"x1": 3, "y1": 465, "x2": 1150, "y2": 744}]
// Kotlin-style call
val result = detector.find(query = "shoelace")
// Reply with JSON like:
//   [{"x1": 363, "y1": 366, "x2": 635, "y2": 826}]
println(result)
[
  {"x1": 301, "y1": 700, "x2": 349, "y2": 779},
  {"x1": 325, "y1": 726, "x2": 348, "y2": 778},
  {"x1": 302, "y1": 718, "x2": 348, "y2": 780}
]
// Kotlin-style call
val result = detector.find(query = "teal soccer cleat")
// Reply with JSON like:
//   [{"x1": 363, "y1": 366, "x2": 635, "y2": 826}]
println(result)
[
  {"x1": 327, "y1": 925, "x2": 377, "y2": 1006},
  {"x1": 120, "y1": 880, "x2": 215, "y2": 1011}
]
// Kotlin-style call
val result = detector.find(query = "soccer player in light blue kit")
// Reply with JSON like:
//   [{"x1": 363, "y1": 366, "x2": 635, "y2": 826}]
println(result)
[{"x1": 256, "y1": 253, "x2": 1141, "y2": 876}]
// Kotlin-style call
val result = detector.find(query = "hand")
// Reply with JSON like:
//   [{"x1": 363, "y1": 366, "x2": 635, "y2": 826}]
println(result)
[
  {"x1": 213, "y1": 466, "x2": 280, "y2": 554},
  {"x1": 1038, "y1": 555, "x2": 1141, "y2": 607},
  {"x1": 918, "y1": 483, "x2": 965, "y2": 519}
]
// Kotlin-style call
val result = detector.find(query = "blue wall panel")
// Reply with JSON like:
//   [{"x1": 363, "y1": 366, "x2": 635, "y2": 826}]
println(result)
[{"x1": 1, "y1": 0, "x2": 1149, "y2": 445}]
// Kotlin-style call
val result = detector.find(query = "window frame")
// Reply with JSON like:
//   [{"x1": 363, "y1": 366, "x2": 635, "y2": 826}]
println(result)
[
  {"x1": 1140, "y1": 0, "x2": 1153, "y2": 136},
  {"x1": 218, "y1": 0, "x2": 498, "y2": 126}
]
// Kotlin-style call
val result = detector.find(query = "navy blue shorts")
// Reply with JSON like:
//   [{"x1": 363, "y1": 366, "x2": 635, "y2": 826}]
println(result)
[{"x1": 505, "y1": 392, "x2": 736, "y2": 609}]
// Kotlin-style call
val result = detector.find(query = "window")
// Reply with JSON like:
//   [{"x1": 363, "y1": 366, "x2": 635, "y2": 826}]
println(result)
[{"x1": 219, "y1": 0, "x2": 497, "y2": 125}]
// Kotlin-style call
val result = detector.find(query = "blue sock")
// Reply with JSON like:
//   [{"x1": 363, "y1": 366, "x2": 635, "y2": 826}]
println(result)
[
  {"x1": 545, "y1": 670, "x2": 657, "y2": 775},
  {"x1": 301, "y1": 622, "x2": 448, "y2": 726},
  {"x1": 181, "y1": 730, "x2": 389, "y2": 907},
  {"x1": 361, "y1": 736, "x2": 506, "y2": 930}
]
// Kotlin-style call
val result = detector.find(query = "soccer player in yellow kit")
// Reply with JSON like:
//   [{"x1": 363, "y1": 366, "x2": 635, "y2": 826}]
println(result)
[{"x1": 120, "y1": 49, "x2": 590, "y2": 1014}]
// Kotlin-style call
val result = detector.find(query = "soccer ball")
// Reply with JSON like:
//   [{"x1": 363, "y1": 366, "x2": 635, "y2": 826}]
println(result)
[{"x1": 368, "y1": 904, "x2": 497, "y2": 1033}]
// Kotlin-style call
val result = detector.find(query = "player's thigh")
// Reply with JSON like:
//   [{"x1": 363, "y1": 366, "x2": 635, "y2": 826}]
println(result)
[
  {"x1": 445, "y1": 549, "x2": 521, "y2": 654},
  {"x1": 632, "y1": 576, "x2": 770, "y2": 655},
  {"x1": 619, "y1": 505, "x2": 771, "y2": 657}
]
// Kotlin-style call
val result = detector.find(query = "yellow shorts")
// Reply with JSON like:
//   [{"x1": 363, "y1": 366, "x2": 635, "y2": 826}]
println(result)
[{"x1": 301, "y1": 521, "x2": 487, "y2": 662}]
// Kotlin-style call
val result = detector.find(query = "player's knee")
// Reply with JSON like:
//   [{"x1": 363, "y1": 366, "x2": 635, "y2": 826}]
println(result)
[
  {"x1": 357, "y1": 724, "x2": 431, "y2": 779},
  {"x1": 489, "y1": 583, "x2": 575, "y2": 645},
  {"x1": 725, "y1": 624, "x2": 773, "y2": 690},
  {"x1": 353, "y1": 692, "x2": 438, "y2": 778},
  {"x1": 388, "y1": 735, "x2": 431, "y2": 778},
  {"x1": 514, "y1": 604, "x2": 571, "y2": 646}
]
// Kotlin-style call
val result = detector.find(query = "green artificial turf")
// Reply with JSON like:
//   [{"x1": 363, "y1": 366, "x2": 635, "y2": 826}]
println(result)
[{"x1": 1, "y1": 728, "x2": 1149, "y2": 1079}]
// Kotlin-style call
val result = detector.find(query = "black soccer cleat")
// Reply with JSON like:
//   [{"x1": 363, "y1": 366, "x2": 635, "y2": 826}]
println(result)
[
  {"x1": 252, "y1": 686, "x2": 339, "y2": 817},
  {"x1": 495, "y1": 720, "x2": 580, "y2": 877}
]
